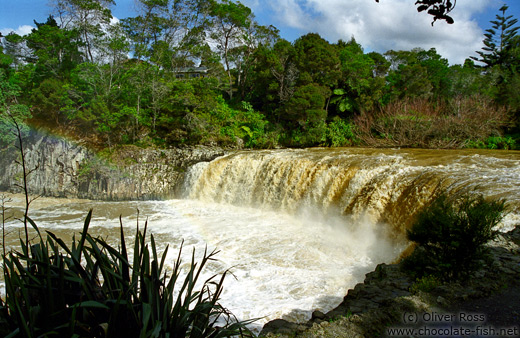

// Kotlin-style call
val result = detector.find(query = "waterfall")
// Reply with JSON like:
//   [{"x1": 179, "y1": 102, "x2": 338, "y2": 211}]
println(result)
[{"x1": 183, "y1": 148, "x2": 520, "y2": 234}]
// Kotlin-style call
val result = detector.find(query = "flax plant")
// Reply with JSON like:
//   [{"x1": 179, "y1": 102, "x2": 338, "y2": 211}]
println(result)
[{"x1": 1, "y1": 211, "x2": 255, "y2": 337}]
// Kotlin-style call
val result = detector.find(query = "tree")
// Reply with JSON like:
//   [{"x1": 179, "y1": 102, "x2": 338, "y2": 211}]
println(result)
[
  {"x1": 492, "y1": 35, "x2": 520, "y2": 113},
  {"x1": 292, "y1": 33, "x2": 341, "y2": 89},
  {"x1": 269, "y1": 39, "x2": 298, "y2": 105},
  {"x1": 230, "y1": 22, "x2": 280, "y2": 101},
  {"x1": 384, "y1": 48, "x2": 449, "y2": 100},
  {"x1": 209, "y1": 0, "x2": 254, "y2": 99},
  {"x1": 375, "y1": 0, "x2": 455, "y2": 24},
  {"x1": 51, "y1": 0, "x2": 115, "y2": 62},
  {"x1": 280, "y1": 83, "x2": 330, "y2": 146},
  {"x1": 1, "y1": 33, "x2": 28, "y2": 69},
  {"x1": 121, "y1": 0, "x2": 214, "y2": 67},
  {"x1": 161, "y1": 0, "x2": 215, "y2": 70},
  {"x1": 0, "y1": 66, "x2": 33, "y2": 242},
  {"x1": 0, "y1": 69, "x2": 31, "y2": 146},
  {"x1": 121, "y1": 0, "x2": 171, "y2": 61},
  {"x1": 247, "y1": 39, "x2": 298, "y2": 119},
  {"x1": 471, "y1": 5, "x2": 519, "y2": 68},
  {"x1": 0, "y1": 37, "x2": 14, "y2": 72},
  {"x1": 404, "y1": 193, "x2": 505, "y2": 280},
  {"x1": 25, "y1": 16, "x2": 84, "y2": 82},
  {"x1": 446, "y1": 59, "x2": 486, "y2": 98},
  {"x1": 416, "y1": 48, "x2": 450, "y2": 98},
  {"x1": 470, "y1": 5, "x2": 519, "y2": 115},
  {"x1": 333, "y1": 38, "x2": 385, "y2": 115}
]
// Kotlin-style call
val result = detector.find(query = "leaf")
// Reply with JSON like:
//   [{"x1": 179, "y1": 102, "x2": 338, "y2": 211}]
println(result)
[
  {"x1": 74, "y1": 300, "x2": 110, "y2": 310},
  {"x1": 241, "y1": 125, "x2": 253, "y2": 138},
  {"x1": 26, "y1": 216, "x2": 42, "y2": 238},
  {"x1": 75, "y1": 209, "x2": 93, "y2": 262}
]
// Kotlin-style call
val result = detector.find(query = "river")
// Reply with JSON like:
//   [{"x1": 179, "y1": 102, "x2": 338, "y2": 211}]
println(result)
[{"x1": 2, "y1": 147, "x2": 520, "y2": 331}]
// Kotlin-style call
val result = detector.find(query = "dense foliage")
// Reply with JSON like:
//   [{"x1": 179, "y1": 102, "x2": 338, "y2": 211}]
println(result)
[
  {"x1": 403, "y1": 193, "x2": 506, "y2": 281},
  {"x1": 0, "y1": 0, "x2": 519, "y2": 150}
]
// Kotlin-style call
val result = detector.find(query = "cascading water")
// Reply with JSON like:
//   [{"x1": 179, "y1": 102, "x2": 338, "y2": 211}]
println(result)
[
  {"x1": 3, "y1": 147, "x2": 520, "y2": 332},
  {"x1": 183, "y1": 147, "x2": 520, "y2": 234}
]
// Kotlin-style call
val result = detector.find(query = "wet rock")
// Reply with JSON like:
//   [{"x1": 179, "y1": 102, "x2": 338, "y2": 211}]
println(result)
[
  {"x1": 260, "y1": 319, "x2": 308, "y2": 336},
  {"x1": 311, "y1": 310, "x2": 326, "y2": 321},
  {"x1": 0, "y1": 129, "x2": 226, "y2": 200}
]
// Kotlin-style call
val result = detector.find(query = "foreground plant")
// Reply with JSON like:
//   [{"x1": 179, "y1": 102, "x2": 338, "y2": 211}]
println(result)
[
  {"x1": 403, "y1": 192, "x2": 506, "y2": 281},
  {"x1": 1, "y1": 212, "x2": 255, "y2": 337}
]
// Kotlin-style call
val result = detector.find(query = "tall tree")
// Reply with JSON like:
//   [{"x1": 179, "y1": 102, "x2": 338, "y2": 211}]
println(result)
[
  {"x1": 122, "y1": 0, "x2": 213, "y2": 67},
  {"x1": 52, "y1": 0, "x2": 115, "y2": 62},
  {"x1": 292, "y1": 33, "x2": 341, "y2": 89},
  {"x1": 231, "y1": 22, "x2": 279, "y2": 100},
  {"x1": 333, "y1": 38, "x2": 385, "y2": 115},
  {"x1": 385, "y1": 48, "x2": 449, "y2": 100},
  {"x1": 2, "y1": 33, "x2": 28, "y2": 69},
  {"x1": 247, "y1": 39, "x2": 297, "y2": 119},
  {"x1": 209, "y1": 0, "x2": 254, "y2": 99},
  {"x1": 25, "y1": 16, "x2": 84, "y2": 82},
  {"x1": 0, "y1": 68, "x2": 31, "y2": 146},
  {"x1": 471, "y1": 5, "x2": 519, "y2": 68},
  {"x1": 121, "y1": 0, "x2": 169, "y2": 60}
]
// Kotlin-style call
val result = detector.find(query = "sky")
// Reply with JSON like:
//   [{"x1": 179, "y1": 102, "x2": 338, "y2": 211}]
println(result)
[{"x1": 0, "y1": 0, "x2": 519, "y2": 65}]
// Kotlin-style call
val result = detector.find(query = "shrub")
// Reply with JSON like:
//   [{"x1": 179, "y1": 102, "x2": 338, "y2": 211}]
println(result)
[
  {"x1": 325, "y1": 117, "x2": 359, "y2": 147},
  {"x1": 403, "y1": 193, "x2": 506, "y2": 280},
  {"x1": 185, "y1": 97, "x2": 269, "y2": 148},
  {"x1": 1, "y1": 212, "x2": 255, "y2": 337},
  {"x1": 409, "y1": 275, "x2": 441, "y2": 294},
  {"x1": 465, "y1": 136, "x2": 516, "y2": 150},
  {"x1": 354, "y1": 96, "x2": 512, "y2": 148}
]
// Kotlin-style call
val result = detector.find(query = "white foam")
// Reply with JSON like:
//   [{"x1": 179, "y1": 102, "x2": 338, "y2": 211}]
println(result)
[{"x1": 1, "y1": 198, "x2": 400, "y2": 332}]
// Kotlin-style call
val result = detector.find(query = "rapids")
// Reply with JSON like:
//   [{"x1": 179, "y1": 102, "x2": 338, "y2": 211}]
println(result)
[
  {"x1": 183, "y1": 147, "x2": 520, "y2": 233},
  {"x1": 2, "y1": 147, "x2": 520, "y2": 331}
]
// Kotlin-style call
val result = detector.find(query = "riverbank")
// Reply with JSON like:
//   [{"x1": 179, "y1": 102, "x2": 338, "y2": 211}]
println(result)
[
  {"x1": 0, "y1": 129, "x2": 226, "y2": 200},
  {"x1": 260, "y1": 226, "x2": 520, "y2": 337}
]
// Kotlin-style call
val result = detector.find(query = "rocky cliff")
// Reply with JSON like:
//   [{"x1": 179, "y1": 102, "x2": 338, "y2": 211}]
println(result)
[{"x1": 0, "y1": 130, "x2": 225, "y2": 200}]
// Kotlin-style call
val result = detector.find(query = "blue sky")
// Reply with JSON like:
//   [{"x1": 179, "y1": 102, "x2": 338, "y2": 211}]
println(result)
[{"x1": 1, "y1": 0, "x2": 519, "y2": 64}]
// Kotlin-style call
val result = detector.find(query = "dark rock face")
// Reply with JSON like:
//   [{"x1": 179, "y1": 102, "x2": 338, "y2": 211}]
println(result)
[{"x1": 0, "y1": 130, "x2": 225, "y2": 200}]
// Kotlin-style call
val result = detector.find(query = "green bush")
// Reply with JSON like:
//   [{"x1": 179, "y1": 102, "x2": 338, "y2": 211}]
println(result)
[
  {"x1": 409, "y1": 275, "x2": 441, "y2": 294},
  {"x1": 325, "y1": 117, "x2": 359, "y2": 147},
  {"x1": 465, "y1": 136, "x2": 516, "y2": 150},
  {"x1": 403, "y1": 193, "x2": 506, "y2": 280},
  {"x1": 1, "y1": 212, "x2": 255, "y2": 337}
]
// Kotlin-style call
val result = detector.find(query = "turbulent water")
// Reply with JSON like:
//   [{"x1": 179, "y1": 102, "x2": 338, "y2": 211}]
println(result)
[
  {"x1": 184, "y1": 147, "x2": 520, "y2": 233},
  {"x1": 3, "y1": 147, "x2": 520, "y2": 331}
]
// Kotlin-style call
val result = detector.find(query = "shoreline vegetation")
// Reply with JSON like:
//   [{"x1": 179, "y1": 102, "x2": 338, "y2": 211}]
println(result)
[{"x1": 1, "y1": 2, "x2": 519, "y2": 153}]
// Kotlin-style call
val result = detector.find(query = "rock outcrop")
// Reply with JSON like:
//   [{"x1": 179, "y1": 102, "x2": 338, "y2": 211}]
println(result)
[{"x1": 0, "y1": 130, "x2": 225, "y2": 200}]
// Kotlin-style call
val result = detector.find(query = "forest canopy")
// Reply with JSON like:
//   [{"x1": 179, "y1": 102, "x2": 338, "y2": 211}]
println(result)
[{"x1": 1, "y1": 0, "x2": 519, "y2": 150}]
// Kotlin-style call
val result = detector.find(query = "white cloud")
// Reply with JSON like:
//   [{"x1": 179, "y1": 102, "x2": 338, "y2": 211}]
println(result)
[
  {"x1": 110, "y1": 16, "x2": 120, "y2": 25},
  {"x1": 263, "y1": 0, "x2": 494, "y2": 64},
  {"x1": 270, "y1": 0, "x2": 311, "y2": 30},
  {"x1": 1, "y1": 25, "x2": 34, "y2": 37}
]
